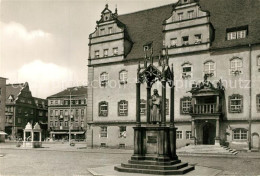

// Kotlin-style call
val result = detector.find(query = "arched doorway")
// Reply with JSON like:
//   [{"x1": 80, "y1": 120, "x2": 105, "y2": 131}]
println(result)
[{"x1": 202, "y1": 122, "x2": 216, "y2": 145}]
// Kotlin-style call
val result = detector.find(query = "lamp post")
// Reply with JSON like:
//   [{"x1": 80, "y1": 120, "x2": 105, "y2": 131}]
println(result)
[{"x1": 68, "y1": 87, "x2": 78, "y2": 145}]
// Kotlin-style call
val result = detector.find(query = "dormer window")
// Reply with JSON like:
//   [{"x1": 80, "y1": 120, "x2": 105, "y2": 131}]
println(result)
[
  {"x1": 188, "y1": 10, "x2": 194, "y2": 19},
  {"x1": 178, "y1": 13, "x2": 183, "y2": 21},
  {"x1": 226, "y1": 25, "x2": 248, "y2": 40},
  {"x1": 195, "y1": 34, "x2": 202, "y2": 44},
  {"x1": 95, "y1": 50, "x2": 100, "y2": 58},
  {"x1": 108, "y1": 27, "x2": 113, "y2": 34},
  {"x1": 170, "y1": 38, "x2": 177, "y2": 47},
  {"x1": 182, "y1": 36, "x2": 189, "y2": 46},
  {"x1": 103, "y1": 49, "x2": 108, "y2": 57}
]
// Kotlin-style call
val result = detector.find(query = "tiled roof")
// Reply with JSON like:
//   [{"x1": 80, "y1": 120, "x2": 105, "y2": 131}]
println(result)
[
  {"x1": 200, "y1": 0, "x2": 260, "y2": 49},
  {"x1": 116, "y1": 0, "x2": 260, "y2": 60},
  {"x1": 5, "y1": 83, "x2": 24, "y2": 101},
  {"x1": 48, "y1": 86, "x2": 88, "y2": 98},
  {"x1": 118, "y1": 4, "x2": 174, "y2": 60}
]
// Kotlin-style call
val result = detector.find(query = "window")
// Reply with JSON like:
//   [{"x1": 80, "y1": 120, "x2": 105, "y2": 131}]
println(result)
[
  {"x1": 55, "y1": 121, "x2": 58, "y2": 127},
  {"x1": 100, "y1": 126, "x2": 107, "y2": 137},
  {"x1": 119, "y1": 144, "x2": 125, "y2": 148},
  {"x1": 81, "y1": 109, "x2": 84, "y2": 116},
  {"x1": 100, "y1": 143, "x2": 107, "y2": 147},
  {"x1": 188, "y1": 10, "x2": 194, "y2": 19},
  {"x1": 100, "y1": 28, "x2": 105, "y2": 35},
  {"x1": 178, "y1": 13, "x2": 183, "y2": 21},
  {"x1": 50, "y1": 121, "x2": 53, "y2": 127},
  {"x1": 95, "y1": 50, "x2": 100, "y2": 58},
  {"x1": 180, "y1": 97, "x2": 192, "y2": 114},
  {"x1": 55, "y1": 100, "x2": 58, "y2": 105},
  {"x1": 20, "y1": 99, "x2": 25, "y2": 103},
  {"x1": 177, "y1": 131, "x2": 183, "y2": 139},
  {"x1": 39, "y1": 111, "x2": 43, "y2": 116},
  {"x1": 99, "y1": 101, "x2": 108, "y2": 116},
  {"x1": 226, "y1": 26, "x2": 248, "y2": 40},
  {"x1": 118, "y1": 100, "x2": 128, "y2": 116},
  {"x1": 119, "y1": 126, "x2": 126, "y2": 138},
  {"x1": 65, "y1": 121, "x2": 68, "y2": 127},
  {"x1": 55, "y1": 110, "x2": 59, "y2": 116},
  {"x1": 204, "y1": 61, "x2": 215, "y2": 76},
  {"x1": 230, "y1": 57, "x2": 243, "y2": 75},
  {"x1": 108, "y1": 27, "x2": 113, "y2": 34},
  {"x1": 257, "y1": 56, "x2": 260, "y2": 66},
  {"x1": 113, "y1": 47, "x2": 118, "y2": 56},
  {"x1": 186, "y1": 131, "x2": 192, "y2": 139},
  {"x1": 64, "y1": 110, "x2": 68, "y2": 116},
  {"x1": 18, "y1": 118, "x2": 21, "y2": 124},
  {"x1": 170, "y1": 38, "x2": 177, "y2": 47},
  {"x1": 257, "y1": 95, "x2": 260, "y2": 112},
  {"x1": 229, "y1": 94, "x2": 243, "y2": 113},
  {"x1": 75, "y1": 109, "x2": 79, "y2": 116},
  {"x1": 100, "y1": 72, "x2": 108, "y2": 87},
  {"x1": 233, "y1": 129, "x2": 247, "y2": 140},
  {"x1": 182, "y1": 63, "x2": 192, "y2": 79},
  {"x1": 119, "y1": 70, "x2": 127, "y2": 84},
  {"x1": 195, "y1": 34, "x2": 202, "y2": 44},
  {"x1": 103, "y1": 49, "x2": 108, "y2": 57},
  {"x1": 140, "y1": 99, "x2": 146, "y2": 115},
  {"x1": 182, "y1": 36, "x2": 189, "y2": 46},
  {"x1": 28, "y1": 100, "x2": 32, "y2": 104}
]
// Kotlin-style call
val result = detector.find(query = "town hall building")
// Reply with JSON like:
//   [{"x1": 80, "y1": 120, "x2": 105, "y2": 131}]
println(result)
[{"x1": 87, "y1": 0, "x2": 260, "y2": 150}]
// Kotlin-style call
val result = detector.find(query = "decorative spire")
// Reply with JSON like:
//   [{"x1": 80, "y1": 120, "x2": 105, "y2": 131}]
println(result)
[
  {"x1": 115, "y1": 4, "x2": 118, "y2": 15},
  {"x1": 105, "y1": 4, "x2": 108, "y2": 9}
]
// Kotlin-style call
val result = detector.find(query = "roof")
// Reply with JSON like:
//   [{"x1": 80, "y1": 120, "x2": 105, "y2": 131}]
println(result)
[
  {"x1": 200, "y1": 0, "x2": 260, "y2": 49},
  {"x1": 5, "y1": 83, "x2": 25, "y2": 101},
  {"x1": 118, "y1": 3, "x2": 174, "y2": 60},
  {"x1": 48, "y1": 86, "x2": 88, "y2": 98},
  {"x1": 114, "y1": 0, "x2": 260, "y2": 60}
]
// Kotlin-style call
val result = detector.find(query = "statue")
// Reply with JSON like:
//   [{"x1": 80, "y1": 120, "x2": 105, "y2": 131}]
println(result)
[{"x1": 150, "y1": 89, "x2": 162, "y2": 124}]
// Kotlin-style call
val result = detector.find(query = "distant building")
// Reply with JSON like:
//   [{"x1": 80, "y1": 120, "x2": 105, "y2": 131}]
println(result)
[
  {"x1": 0, "y1": 77, "x2": 7, "y2": 142},
  {"x1": 33, "y1": 97, "x2": 48, "y2": 139},
  {"x1": 47, "y1": 86, "x2": 87, "y2": 141},
  {"x1": 87, "y1": 0, "x2": 260, "y2": 150},
  {"x1": 5, "y1": 82, "x2": 47, "y2": 140}
]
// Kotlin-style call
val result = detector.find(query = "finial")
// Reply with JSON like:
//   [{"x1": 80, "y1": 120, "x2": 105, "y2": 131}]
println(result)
[
  {"x1": 115, "y1": 4, "x2": 118, "y2": 14},
  {"x1": 105, "y1": 4, "x2": 108, "y2": 8}
]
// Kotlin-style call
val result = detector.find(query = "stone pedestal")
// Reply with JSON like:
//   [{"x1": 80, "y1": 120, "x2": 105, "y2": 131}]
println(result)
[
  {"x1": 115, "y1": 126, "x2": 194, "y2": 175},
  {"x1": 215, "y1": 137, "x2": 220, "y2": 146}
]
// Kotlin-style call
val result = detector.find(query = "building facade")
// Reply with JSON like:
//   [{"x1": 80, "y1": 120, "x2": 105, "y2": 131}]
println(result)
[
  {"x1": 47, "y1": 86, "x2": 87, "y2": 141},
  {"x1": 33, "y1": 97, "x2": 48, "y2": 139},
  {"x1": 0, "y1": 77, "x2": 7, "y2": 142},
  {"x1": 87, "y1": 0, "x2": 260, "y2": 150},
  {"x1": 5, "y1": 82, "x2": 45, "y2": 140}
]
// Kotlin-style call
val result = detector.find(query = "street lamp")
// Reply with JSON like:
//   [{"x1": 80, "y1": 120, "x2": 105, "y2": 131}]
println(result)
[{"x1": 68, "y1": 87, "x2": 78, "y2": 145}]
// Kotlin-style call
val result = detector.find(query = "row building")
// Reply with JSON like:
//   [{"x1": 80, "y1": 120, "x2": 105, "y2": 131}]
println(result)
[
  {"x1": 87, "y1": 0, "x2": 260, "y2": 150},
  {"x1": 0, "y1": 77, "x2": 7, "y2": 142},
  {"x1": 47, "y1": 86, "x2": 88, "y2": 141}
]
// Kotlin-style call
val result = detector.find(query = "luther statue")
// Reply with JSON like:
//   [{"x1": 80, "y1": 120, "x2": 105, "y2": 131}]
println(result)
[{"x1": 150, "y1": 89, "x2": 162, "y2": 124}]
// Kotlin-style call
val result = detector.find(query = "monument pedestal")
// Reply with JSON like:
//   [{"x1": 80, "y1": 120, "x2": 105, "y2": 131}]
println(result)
[{"x1": 115, "y1": 126, "x2": 194, "y2": 175}]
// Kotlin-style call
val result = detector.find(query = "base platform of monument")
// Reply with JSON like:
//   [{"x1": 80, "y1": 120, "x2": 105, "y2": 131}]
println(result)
[{"x1": 114, "y1": 155, "x2": 194, "y2": 175}]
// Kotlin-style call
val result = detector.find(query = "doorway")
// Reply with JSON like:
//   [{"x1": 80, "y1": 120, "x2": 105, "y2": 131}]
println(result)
[{"x1": 202, "y1": 122, "x2": 215, "y2": 145}]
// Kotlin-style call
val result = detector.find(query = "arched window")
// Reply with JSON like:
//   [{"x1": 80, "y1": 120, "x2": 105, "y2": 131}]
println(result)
[
  {"x1": 233, "y1": 128, "x2": 247, "y2": 140},
  {"x1": 203, "y1": 60, "x2": 215, "y2": 77},
  {"x1": 100, "y1": 72, "x2": 108, "y2": 87},
  {"x1": 118, "y1": 100, "x2": 128, "y2": 116},
  {"x1": 257, "y1": 94, "x2": 260, "y2": 112},
  {"x1": 99, "y1": 101, "x2": 108, "y2": 117},
  {"x1": 182, "y1": 62, "x2": 192, "y2": 79},
  {"x1": 230, "y1": 57, "x2": 243, "y2": 75},
  {"x1": 119, "y1": 70, "x2": 127, "y2": 84}
]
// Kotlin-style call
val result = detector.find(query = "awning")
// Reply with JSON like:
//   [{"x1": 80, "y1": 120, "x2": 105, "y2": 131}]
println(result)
[
  {"x1": 71, "y1": 131, "x2": 85, "y2": 135},
  {"x1": 0, "y1": 131, "x2": 7, "y2": 135},
  {"x1": 50, "y1": 131, "x2": 68, "y2": 134}
]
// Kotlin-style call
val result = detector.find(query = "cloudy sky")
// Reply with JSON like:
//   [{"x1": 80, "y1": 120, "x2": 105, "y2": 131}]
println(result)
[{"x1": 0, "y1": 0, "x2": 175, "y2": 98}]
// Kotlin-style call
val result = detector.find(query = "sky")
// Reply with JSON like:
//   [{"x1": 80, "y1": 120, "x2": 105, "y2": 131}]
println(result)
[{"x1": 0, "y1": 0, "x2": 176, "y2": 98}]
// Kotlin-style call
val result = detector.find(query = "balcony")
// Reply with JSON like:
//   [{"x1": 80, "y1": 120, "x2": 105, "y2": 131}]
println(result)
[{"x1": 192, "y1": 104, "x2": 221, "y2": 114}]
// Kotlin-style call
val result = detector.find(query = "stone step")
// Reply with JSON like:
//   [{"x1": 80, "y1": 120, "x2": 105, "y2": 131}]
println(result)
[
  {"x1": 114, "y1": 165, "x2": 195, "y2": 175},
  {"x1": 129, "y1": 159, "x2": 181, "y2": 166},
  {"x1": 121, "y1": 162, "x2": 188, "y2": 170}
]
